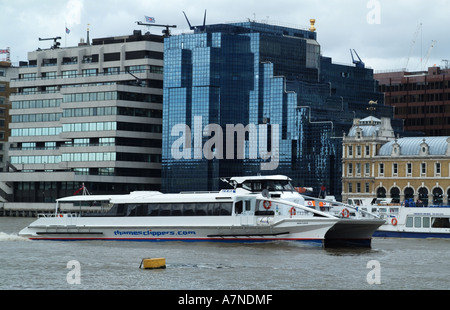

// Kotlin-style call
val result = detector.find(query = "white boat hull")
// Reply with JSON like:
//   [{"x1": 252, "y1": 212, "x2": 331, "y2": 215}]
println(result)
[
  {"x1": 346, "y1": 198, "x2": 450, "y2": 239},
  {"x1": 374, "y1": 214, "x2": 450, "y2": 239},
  {"x1": 19, "y1": 215, "x2": 338, "y2": 244}
]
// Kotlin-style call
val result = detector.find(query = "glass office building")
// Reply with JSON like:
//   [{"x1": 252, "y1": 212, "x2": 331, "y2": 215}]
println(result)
[{"x1": 162, "y1": 22, "x2": 394, "y2": 199}]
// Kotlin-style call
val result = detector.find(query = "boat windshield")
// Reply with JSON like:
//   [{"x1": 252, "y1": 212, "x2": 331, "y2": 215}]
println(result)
[{"x1": 241, "y1": 180, "x2": 295, "y2": 192}]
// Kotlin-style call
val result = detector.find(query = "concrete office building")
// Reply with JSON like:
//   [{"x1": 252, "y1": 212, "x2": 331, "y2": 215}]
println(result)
[
  {"x1": 4, "y1": 30, "x2": 163, "y2": 203},
  {"x1": 0, "y1": 61, "x2": 18, "y2": 201}
]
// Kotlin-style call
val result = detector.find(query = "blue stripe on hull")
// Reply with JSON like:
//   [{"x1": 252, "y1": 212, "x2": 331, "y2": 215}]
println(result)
[{"x1": 374, "y1": 231, "x2": 450, "y2": 239}]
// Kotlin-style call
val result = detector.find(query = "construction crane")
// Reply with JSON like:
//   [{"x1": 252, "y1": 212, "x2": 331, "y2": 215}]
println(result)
[
  {"x1": 136, "y1": 22, "x2": 177, "y2": 37},
  {"x1": 422, "y1": 40, "x2": 437, "y2": 70},
  {"x1": 405, "y1": 23, "x2": 422, "y2": 71},
  {"x1": 350, "y1": 49, "x2": 365, "y2": 68},
  {"x1": 182, "y1": 10, "x2": 207, "y2": 33},
  {"x1": 39, "y1": 37, "x2": 62, "y2": 49}
]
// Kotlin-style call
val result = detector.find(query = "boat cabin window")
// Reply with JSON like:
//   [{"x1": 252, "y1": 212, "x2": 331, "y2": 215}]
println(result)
[
  {"x1": 234, "y1": 200, "x2": 253, "y2": 215},
  {"x1": 406, "y1": 216, "x2": 425, "y2": 228},
  {"x1": 406, "y1": 216, "x2": 413, "y2": 228},
  {"x1": 414, "y1": 217, "x2": 421, "y2": 228},
  {"x1": 105, "y1": 202, "x2": 233, "y2": 217},
  {"x1": 241, "y1": 180, "x2": 294, "y2": 192},
  {"x1": 423, "y1": 217, "x2": 430, "y2": 228},
  {"x1": 406, "y1": 216, "x2": 450, "y2": 228},
  {"x1": 432, "y1": 217, "x2": 450, "y2": 228},
  {"x1": 244, "y1": 200, "x2": 251, "y2": 212},
  {"x1": 390, "y1": 208, "x2": 399, "y2": 214},
  {"x1": 235, "y1": 201, "x2": 243, "y2": 214}
]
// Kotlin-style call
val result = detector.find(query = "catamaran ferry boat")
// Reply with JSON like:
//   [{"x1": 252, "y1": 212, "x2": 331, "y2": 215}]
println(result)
[
  {"x1": 19, "y1": 188, "x2": 339, "y2": 244},
  {"x1": 347, "y1": 198, "x2": 450, "y2": 239},
  {"x1": 225, "y1": 175, "x2": 385, "y2": 247}
]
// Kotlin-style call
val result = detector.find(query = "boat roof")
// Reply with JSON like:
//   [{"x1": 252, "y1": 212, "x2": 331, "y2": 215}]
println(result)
[
  {"x1": 56, "y1": 189, "x2": 250, "y2": 204},
  {"x1": 229, "y1": 175, "x2": 292, "y2": 184},
  {"x1": 56, "y1": 191, "x2": 162, "y2": 203}
]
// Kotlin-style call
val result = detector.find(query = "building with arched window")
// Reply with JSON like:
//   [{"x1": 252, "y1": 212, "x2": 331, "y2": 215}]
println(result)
[{"x1": 342, "y1": 116, "x2": 450, "y2": 206}]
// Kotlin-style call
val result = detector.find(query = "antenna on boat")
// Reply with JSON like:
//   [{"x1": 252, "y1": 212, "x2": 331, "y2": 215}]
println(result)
[
  {"x1": 220, "y1": 177, "x2": 231, "y2": 185},
  {"x1": 82, "y1": 183, "x2": 90, "y2": 195}
]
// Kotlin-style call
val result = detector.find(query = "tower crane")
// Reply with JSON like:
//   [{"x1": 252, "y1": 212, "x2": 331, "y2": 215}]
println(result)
[
  {"x1": 136, "y1": 22, "x2": 177, "y2": 37},
  {"x1": 422, "y1": 40, "x2": 437, "y2": 70},
  {"x1": 350, "y1": 49, "x2": 365, "y2": 68},
  {"x1": 38, "y1": 37, "x2": 62, "y2": 49},
  {"x1": 404, "y1": 23, "x2": 422, "y2": 71}
]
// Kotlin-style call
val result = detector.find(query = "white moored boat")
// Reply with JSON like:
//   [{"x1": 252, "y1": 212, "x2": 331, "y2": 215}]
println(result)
[
  {"x1": 226, "y1": 175, "x2": 385, "y2": 247},
  {"x1": 19, "y1": 188, "x2": 339, "y2": 245},
  {"x1": 347, "y1": 198, "x2": 450, "y2": 239}
]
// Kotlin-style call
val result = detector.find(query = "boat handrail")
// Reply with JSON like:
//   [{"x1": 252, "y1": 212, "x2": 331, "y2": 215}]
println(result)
[
  {"x1": 258, "y1": 197, "x2": 337, "y2": 219},
  {"x1": 301, "y1": 195, "x2": 381, "y2": 219},
  {"x1": 38, "y1": 213, "x2": 79, "y2": 218},
  {"x1": 179, "y1": 191, "x2": 221, "y2": 194}
]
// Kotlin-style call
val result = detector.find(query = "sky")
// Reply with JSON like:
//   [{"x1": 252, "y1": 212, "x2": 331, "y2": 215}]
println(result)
[{"x1": 0, "y1": 0, "x2": 449, "y2": 72}]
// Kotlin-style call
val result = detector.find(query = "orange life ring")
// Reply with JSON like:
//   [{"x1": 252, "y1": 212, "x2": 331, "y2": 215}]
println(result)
[
  {"x1": 289, "y1": 207, "x2": 297, "y2": 216},
  {"x1": 391, "y1": 218, "x2": 398, "y2": 226},
  {"x1": 263, "y1": 200, "x2": 272, "y2": 210},
  {"x1": 341, "y1": 208, "x2": 350, "y2": 218}
]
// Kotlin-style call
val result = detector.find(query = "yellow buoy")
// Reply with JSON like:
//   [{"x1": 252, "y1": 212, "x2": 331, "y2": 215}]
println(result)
[{"x1": 140, "y1": 258, "x2": 166, "y2": 270}]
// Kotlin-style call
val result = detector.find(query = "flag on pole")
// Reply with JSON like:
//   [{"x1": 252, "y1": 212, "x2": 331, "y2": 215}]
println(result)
[
  {"x1": 145, "y1": 16, "x2": 155, "y2": 23},
  {"x1": 66, "y1": 27, "x2": 70, "y2": 34},
  {"x1": 74, "y1": 184, "x2": 85, "y2": 195}
]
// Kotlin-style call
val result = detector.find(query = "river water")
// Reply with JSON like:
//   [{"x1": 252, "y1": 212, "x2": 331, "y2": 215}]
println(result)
[{"x1": 1, "y1": 217, "x2": 449, "y2": 292}]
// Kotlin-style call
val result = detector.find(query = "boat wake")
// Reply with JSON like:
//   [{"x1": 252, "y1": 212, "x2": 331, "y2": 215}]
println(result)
[{"x1": 0, "y1": 232, "x2": 30, "y2": 242}]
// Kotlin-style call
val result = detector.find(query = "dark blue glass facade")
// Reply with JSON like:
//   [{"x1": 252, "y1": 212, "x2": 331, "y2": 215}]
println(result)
[{"x1": 162, "y1": 22, "x2": 394, "y2": 199}]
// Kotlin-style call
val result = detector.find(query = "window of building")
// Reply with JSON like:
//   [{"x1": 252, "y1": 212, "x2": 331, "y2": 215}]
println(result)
[
  {"x1": 393, "y1": 163, "x2": 398, "y2": 176},
  {"x1": 356, "y1": 145, "x2": 361, "y2": 157},
  {"x1": 348, "y1": 183, "x2": 353, "y2": 193},
  {"x1": 365, "y1": 163, "x2": 370, "y2": 175},
  {"x1": 348, "y1": 163, "x2": 353, "y2": 175},
  {"x1": 379, "y1": 163, "x2": 384, "y2": 176},
  {"x1": 348, "y1": 145, "x2": 353, "y2": 157},
  {"x1": 82, "y1": 69, "x2": 97, "y2": 77},
  {"x1": 421, "y1": 162, "x2": 427, "y2": 175},
  {"x1": 435, "y1": 162, "x2": 441, "y2": 176},
  {"x1": 104, "y1": 52, "x2": 120, "y2": 62},
  {"x1": 365, "y1": 183, "x2": 370, "y2": 193},
  {"x1": 365, "y1": 145, "x2": 370, "y2": 156},
  {"x1": 356, "y1": 163, "x2": 361, "y2": 175},
  {"x1": 356, "y1": 183, "x2": 361, "y2": 193},
  {"x1": 407, "y1": 162, "x2": 412, "y2": 175}
]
